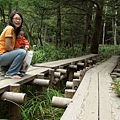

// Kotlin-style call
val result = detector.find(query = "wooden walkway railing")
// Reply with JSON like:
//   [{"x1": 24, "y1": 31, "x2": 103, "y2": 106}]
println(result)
[{"x1": 59, "y1": 56, "x2": 120, "y2": 120}]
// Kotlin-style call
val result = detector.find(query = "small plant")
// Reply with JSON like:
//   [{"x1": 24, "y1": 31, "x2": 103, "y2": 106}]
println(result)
[
  {"x1": 20, "y1": 88, "x2": 64, "y2": 120},
  {"x1": 111, "y1": 77, "x2": 120, "y2": 96}
]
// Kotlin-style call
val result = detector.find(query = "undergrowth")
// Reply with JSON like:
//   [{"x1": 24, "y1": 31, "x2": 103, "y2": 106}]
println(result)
[
  {"x1": 112, "y1": 77, "x2": 120, "y2": 96},
  {"x1": 20, "y1": 88, "x2": 64, "y2": 120},
  {"x1": 0, "y1": 44, "x2": 120, "y2": 119},
  {"x1": 31, "y1": 44, "x2": 120, "y2": 65}
]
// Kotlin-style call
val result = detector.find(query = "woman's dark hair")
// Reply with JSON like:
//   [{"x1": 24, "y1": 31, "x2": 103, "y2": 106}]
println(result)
[{"x1": 8, "y1": 11, "x2": 23, "y2": 36}]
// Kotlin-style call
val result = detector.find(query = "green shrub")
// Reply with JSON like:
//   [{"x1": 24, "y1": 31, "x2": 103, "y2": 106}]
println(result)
[
  {"x1": 20, "y1": 89, "x2": 64, "y2": 120},
  {"x1": 112, "y1": 77, "x2": 120, "y2": 96}
]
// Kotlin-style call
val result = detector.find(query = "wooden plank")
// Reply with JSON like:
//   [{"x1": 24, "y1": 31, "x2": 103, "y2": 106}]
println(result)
[
  {"x1": 61, "y1": 58, "x2": 111, "y2": 120},
  {"x1": 60, "y1": 56, "x2": 119, "y2": 120},
  {"x1": 34, "y1": 54, "x2": 98, "y2": 68},
  {"x1": 0, "y1": 76, "x2": 5, "y2": 80},
  {"x1": 26, "y1": 66, "x2": 49, "y2": 74},
  {"x1": 60, "y1": 58, "x2": 108, "y2": 120},
  {"x1": 61, "y1": 69, "x2": 99, "y2": 120},
  {"x1": 0, "y1": 67, "x2": 49, "y2": 94},
  {"x1": 99, "y1": 56, "x2": 119, "y2": 120}
]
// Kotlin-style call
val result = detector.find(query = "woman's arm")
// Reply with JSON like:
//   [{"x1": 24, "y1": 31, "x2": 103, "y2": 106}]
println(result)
[{"x1": 5, "y1": 37, "x2": 13, "y2": 51}]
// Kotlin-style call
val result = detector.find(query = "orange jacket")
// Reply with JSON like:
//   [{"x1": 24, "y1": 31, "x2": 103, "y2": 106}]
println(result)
[{"x1": 15, "y1": 37, "x2": 29, "y2": 48}]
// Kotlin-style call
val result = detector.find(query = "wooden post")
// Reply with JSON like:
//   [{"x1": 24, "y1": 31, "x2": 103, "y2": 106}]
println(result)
[
  {"x1": 52, "y1": 96, "x2": 72, "y2": 109},
  {"x1": 37, "y1": 73, "x2": 45, "y2": 79},
  {"x1": 49, "y1": 69, "x2": 54, "y2": 88},
  {"x1": 84, "y1": 59, "x2": 88, "y2": 68},
  {"x1": 79, "y1": 70, "x2": 85, "y2": 80},
  {"x1": 92, "y1": 58, "x2": 97, "y2": 64},
  {"x1": 9, "y1": 84, "x2": 21, "y2": 120},
  {"x1": 72, "y1": 79, "x2": 80, "y2": 90},
  {"x1": 67, "y1": 65, "x2": 77, "y2": 81},
  {"x1": 64, "y1": 89, "x2": 75, "y2": 98},
  {"x1": 77, "y1": 62, "x2": 85, "y2": 70},
  {"x1": 36, "y1": 73, "x2": 45, "y2": 95}
]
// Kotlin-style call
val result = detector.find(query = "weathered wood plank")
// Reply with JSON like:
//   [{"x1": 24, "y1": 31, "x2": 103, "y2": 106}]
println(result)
[
  {"x1": 0, "y1": 67, "x2": 49, "y2": 94},
  {"x1": 60, "y1": 70, "x2": 99, "y2": 120},
  {"x1": 34, "y1": 54, "x2": 98, "y2": 68},
  {"x1": 60, "y1": 56, "x2": 119, "y2": 120},
  {"x1": 99, "y1": 56, "x2": 119, "y2": 120}
]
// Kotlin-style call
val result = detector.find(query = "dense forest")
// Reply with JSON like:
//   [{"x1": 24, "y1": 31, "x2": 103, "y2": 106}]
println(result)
[
  {"x1": 0, "y1": 0, "x2": 120, "y2": 54},
  {"x1": 0, "y1": 0, "x2": 120, "y2": 119}
]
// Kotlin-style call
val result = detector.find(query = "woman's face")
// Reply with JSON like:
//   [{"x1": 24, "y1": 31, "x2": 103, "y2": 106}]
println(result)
[{"x1": 12, "y1": 14, "x2": 22, "y2": 28}]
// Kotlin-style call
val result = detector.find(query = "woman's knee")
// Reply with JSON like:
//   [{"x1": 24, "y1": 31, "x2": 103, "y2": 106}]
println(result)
[{"x1": 18, "y1": 49, "x2": 26, "y2": 56}]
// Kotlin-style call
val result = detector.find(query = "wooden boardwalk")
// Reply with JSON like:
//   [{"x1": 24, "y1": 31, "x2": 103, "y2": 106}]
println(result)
[
  {"x1": 0, "y1": 67, "x2": 50, "y2": 94},
  {"x1": 34, "y1": 54, "x2": 97, "y2": 68},
  {"x1": 0, "y1": 54, "x2": 97, "y2": 95},
  {"x1": 1, "y1": 54, "x2": 119, "y2": 120},
  {"x1": 60, "y1": 56, "x2": 120, "y2": 120}
]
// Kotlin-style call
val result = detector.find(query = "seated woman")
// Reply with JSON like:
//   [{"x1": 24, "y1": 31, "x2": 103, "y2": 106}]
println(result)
[{"x1": 0, "y1": 11, "x2": 26, "y2": 79}]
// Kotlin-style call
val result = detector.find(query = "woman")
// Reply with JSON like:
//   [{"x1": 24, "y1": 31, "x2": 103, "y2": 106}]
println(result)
[{"x1": 0, "y1": 11, "x2": 26, "y2": 79}]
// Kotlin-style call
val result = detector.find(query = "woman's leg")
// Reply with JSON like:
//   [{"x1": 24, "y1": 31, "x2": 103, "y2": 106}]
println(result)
[{"x1": 0, "y1": 49, "x2": 26, "y2": 76}]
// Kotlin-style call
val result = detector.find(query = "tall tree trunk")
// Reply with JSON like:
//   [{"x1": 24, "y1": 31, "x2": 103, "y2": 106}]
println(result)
[
  {"x1": 114, "y1": 1, "x2": 117, "y2": 46},
  {"x1": 44, "y1": 25, "x2": 47, "y2": 42},
  {"x1": 114, "y1": 16, "x2": 117, "y2": 46},
  {"x1": 8, "y1": 3, "x2": 12, "y2": 16},
  {"x1": 56, "y1": 4, "x2": 61, "y2": 47},
  {"x1": 82, "y1": 2, "x2": 93, "y2": 52},
  {"x1": 70, "y1": 27, "x2": 74, "y2": 50},
  {"x1": 37, "y1": 12, "x2": 43, "y2": 46},
  {"x1": 90, "y1": 0, "x2": 104, "y2": 54},
  {"x1": 102, "y1": 21, "x2": 106, "y2": 45},
  {"x1": 102, "y1": 3, "x2": 107, "y2": 45}
]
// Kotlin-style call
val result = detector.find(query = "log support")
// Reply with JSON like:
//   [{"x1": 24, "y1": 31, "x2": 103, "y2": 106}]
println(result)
[
  {"x1": 56, "y1": 68, "x2": 67, "y2": 74},
  {"x1": 67, "y1": 65, "x2": 77, "y2": 81},
  {"x1": 52, "y1": 96, "x2": 72, "y2": 109},
  {"x1": 54, "y1": 75, "x2": 67, "y2": 84},
  {"x1": 0, "y1": 84, "x2": 27, "y2": 120},
  {"x1": 0, "y1": 92, "x2": 27, "y2": 104},
  {"x1": 64, "y1": 89, "x2": 75, "y2": 98},
  {"x1": 74, "y1": 70, "x2": 85, "y2": 80},
  {"x1": 66, "y1": 81, "x2": 73, "y2": 89},
  {"x1": 30, "y1": 79, "x2": 50, "y2": 87}
]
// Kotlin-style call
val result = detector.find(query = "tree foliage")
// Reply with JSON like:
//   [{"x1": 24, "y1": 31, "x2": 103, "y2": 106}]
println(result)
[{"x1": 0, "y1": 0, "x2": 120, "y2": 53}]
